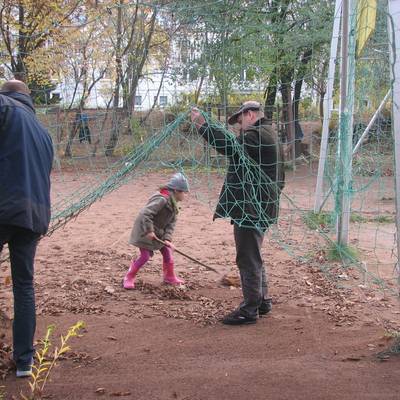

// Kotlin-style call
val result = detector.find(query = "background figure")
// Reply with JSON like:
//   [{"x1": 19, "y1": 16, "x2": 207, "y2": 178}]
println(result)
[
  {"x1": 294, "y1": 120, "x2": 304, "y2": 158},
  {"x1": 74, "y1": 111, "x2": 91, "y2": 144},
  {"x1": 191, "y1": 101, "x2": 285, "y2": 325},
  {"x1": 0, "y1": 80, "x2": 53, "y2": 377}
]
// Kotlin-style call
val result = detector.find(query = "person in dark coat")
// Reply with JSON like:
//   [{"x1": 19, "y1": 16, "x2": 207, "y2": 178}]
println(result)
[
  {"x1": 0, "y1": 80, "x2": 53, "y2": 377},
  {"x1": 191, "y1": 101, "x2": 285, "y2": 325},
  {"x1": 75, "y1": 112, "x2": 91, "y2": 144}
]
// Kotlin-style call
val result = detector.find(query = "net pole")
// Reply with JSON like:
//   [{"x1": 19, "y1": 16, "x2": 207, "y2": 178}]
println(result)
[
  {"x1": 314, "y1": 0, "x2": 342, "y2": 213},
  {"x1": 336, "y1": 0, "x2": 356, "y2": 246},
  {"x1": 316, "y1": 90, "x2": 391, "y2": 211},
  {"x1": 352, "y1": 89, "x2": 391, "y2": 154},
  {"x1": 387, "y1": 0, "x2": 400, "y2": 293}
]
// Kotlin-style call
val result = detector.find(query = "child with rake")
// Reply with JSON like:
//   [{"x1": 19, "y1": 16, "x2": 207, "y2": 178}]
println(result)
[{"x1": 123, "y1": 172, "x2": 189, "y2": 289}]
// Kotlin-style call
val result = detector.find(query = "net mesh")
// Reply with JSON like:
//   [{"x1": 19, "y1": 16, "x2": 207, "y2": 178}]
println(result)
[{"x1": 0, "y1": 0, "x2": 399, "y2": 303}]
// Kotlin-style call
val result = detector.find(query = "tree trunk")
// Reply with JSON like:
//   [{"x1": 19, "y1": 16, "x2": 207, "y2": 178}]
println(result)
[
  {"x1": 319, "y1": 89, "x2": 325, "y2": 119},
  {"x1": 194, "y1": 73, "x2": 205, "y2": 105},
  {"x1": 126, "y1": 9, "x2": 158, "y2": 124},
  {"x1": 64, "y1": 113, "x2": 79, "y2": 158},
  {"x1": 293, "y1": 49, "x2": 312, "y2": 119},
  {"x1": 141, "y1": 59, "x2": 168, "y2": 126},
  {"x1": 292, "y1": 49, "x2": 312, "y2": 152},
  {"x1": 264, "y1": 68, "x2": 278, "y2": 124},
  {"x1": 280, "y1": 71, "x2": 295, "y2": 163},
  {"x1": 15, "y1": 3, "x2": 26, "y2": 80},
  {"x1": 105, "y1": 0, "x2": 123, "y2": 156}
]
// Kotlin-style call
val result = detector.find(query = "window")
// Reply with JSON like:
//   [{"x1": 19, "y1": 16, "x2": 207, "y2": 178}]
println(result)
[
  {"x1": 159, "y1": 96, "x2": 168, "y2": 106},
  {"x1": 135, "y1": 95, "x2": 142, "y2": 106}
]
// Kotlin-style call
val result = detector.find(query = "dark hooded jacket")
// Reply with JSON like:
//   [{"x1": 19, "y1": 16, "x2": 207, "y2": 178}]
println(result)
[
  {"x1": 199, "y1": 118, "x2": 285, "y2": 232},
  {"x1": 0, "y1": 91, "x2": 53, "y2": 234}
]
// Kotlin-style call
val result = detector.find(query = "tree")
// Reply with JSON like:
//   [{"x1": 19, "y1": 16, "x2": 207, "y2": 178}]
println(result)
[
  {"x1": 0, "y1": 0, "x2": 84, "y2": 98},
  {"x1": 58, "y1": 6, "x2": 114, "y2": 156},
  {"x1": 104, "y1": 0, "x2": 172, "y2": 155}
]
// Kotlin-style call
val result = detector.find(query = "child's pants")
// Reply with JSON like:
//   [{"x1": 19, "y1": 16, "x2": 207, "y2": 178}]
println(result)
[{"x1": 133, "y1": 246, "x2": 173, "y2": 269}]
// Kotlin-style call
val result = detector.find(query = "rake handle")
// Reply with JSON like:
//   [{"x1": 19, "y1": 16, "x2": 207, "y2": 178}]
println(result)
[{"x1": 154, "y1": 238, "x2": 218, "y2": 273}]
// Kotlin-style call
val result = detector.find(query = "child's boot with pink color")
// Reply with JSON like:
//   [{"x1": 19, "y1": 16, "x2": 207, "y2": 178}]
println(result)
[
  {"x1": 123, "y1": 262, "x2": 142, "y2": 289},
  {"x1": 162, "y1": 261, "x2": 184, "y2": 285}
]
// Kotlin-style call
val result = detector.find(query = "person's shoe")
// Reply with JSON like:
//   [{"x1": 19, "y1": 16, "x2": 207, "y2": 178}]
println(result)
[
  {"x1": 16, "y1": 358, "x2": 33, "y2": 378},
  {"x1": 162, "y1": 262, "x2": 185, "y2": 285},
  {"x1": 258, "y1": 298, "x2": 272, "y2": 316},
  {"x1": 123, "y1": 274, "x2": 136, "y2": 289},
  {"x1": 16, "y1": 367, "x2": 32, "y2": 378},
  {"x1": 222, "y1": 309, "x2": 257, "y2": 325},
  {"x1": 123, "y1": 262, "x2": 142, "y2": 289}
]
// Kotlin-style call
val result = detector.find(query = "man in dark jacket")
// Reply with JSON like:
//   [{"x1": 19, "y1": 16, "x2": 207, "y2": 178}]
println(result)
[
  {"x1": 0, "y1": 80, "x2": 53, "y2": 376},
  {"x1": 191, "y1": 101, "x2": 285, "y2": 325}
]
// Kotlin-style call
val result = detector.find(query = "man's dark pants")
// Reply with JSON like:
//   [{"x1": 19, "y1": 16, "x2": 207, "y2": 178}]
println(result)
[
  {"x1": 233, "y1": 224, "x2": 267, "y2": 319},
  {"x1": 0, "y1": 225, "x2": 40, "y2": 369}
]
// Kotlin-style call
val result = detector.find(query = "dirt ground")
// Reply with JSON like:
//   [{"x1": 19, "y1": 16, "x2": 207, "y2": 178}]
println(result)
[{"x1": 1, "y1": 168, "x2": 400, "y2": 400}]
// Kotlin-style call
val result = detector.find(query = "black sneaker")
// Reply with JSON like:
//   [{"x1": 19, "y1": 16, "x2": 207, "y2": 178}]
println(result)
[
  {"x1": 222, "y1": 309, "x2": 257, "y2": 325},
  {"x1": 258, "y1": 298, "x2": 272, "y2": 316}
]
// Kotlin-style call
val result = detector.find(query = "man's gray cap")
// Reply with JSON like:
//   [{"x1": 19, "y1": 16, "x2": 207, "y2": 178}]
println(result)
[
  {"x1": 166, "y1": 173, "x2": 190, "y2": 192},
  {"x1": 228, "y1": 101, "x2": 263, "y2": 125}
]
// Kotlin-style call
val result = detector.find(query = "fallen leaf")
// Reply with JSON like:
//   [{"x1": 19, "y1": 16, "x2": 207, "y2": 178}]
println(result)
[
  {"x1": 342, "y1": 357, "x2": 361, "y2": 362},
  {"x1": 110, "y1": 391, "x2": 132, "y2": 397},
  {"x1": 105, "y1": 286, "x2": 115, "y2": 294}
]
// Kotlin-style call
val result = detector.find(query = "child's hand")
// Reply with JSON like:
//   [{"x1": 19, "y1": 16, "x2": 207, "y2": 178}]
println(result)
[
  {"x1": 146, "y1": 232, "x2": 157, "y2": 241},
  {"x1": 164, "y1": 240, "x2": 175, "y2": 250}
]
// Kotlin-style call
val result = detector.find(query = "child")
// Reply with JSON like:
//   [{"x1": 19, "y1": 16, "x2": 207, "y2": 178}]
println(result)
[{"x1": 123, "y1": 172, "x2": 189, "y2": 289}]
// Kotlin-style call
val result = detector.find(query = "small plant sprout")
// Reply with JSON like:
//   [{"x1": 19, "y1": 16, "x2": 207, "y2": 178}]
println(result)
[{"x1": 20, "y1": 321, "x2": 85, "y2": 400}]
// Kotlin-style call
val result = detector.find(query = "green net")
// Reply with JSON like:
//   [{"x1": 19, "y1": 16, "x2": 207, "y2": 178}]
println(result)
[{"x1": 0, "y1": 0, "x2": 399, "y2": 305}]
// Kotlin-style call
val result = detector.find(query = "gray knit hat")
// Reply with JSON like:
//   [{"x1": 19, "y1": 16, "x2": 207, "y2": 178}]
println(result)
[{"x1": 166, "y1": 173, "x2": 190, "y2": 192}]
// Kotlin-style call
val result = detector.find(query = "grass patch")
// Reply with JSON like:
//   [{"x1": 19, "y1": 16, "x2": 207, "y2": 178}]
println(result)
[
  {"x1": 350, "y1": 213, "x2": 368, "y2": 223},
  {"x1": 302, "y1": 211, "x2": 333, "y2": 230},
  {"x1": 350, "y1": 213, "x2": 395, "y2": 224},
  {"x1": 326, "y1": 243, "x2": 359, "y2": 262},
  {"x1": 304, "y1": 211, "x2": 395, "y2": 230},
  {"x1": 377, "y1": 330, "x2": 400, "y2": 359},
  {"x1": 372, "y1": 215, "x2": 395, "y2": 223}
]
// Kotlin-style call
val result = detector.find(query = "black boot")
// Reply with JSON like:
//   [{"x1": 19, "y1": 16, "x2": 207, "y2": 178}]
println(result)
[
  {"x1": 222, "y1": 309, "x2": 257, "y2": 325},
  {"x1": 258, "y1": 297, "x2": 272, "y2": 316}
]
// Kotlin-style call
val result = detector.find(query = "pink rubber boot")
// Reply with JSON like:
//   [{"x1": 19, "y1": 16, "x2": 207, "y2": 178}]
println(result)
[
  {"x1": 123, "y1": 262, "x2": 142, "y2": 289},
  {"x1": 162, "y1": 261, "x2": 184, "y2": 285}
]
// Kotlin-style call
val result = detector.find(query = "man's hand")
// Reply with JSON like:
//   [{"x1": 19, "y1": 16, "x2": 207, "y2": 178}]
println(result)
[
  {"x1": 146, "y1": 232, "x2": 157, "y2": 241},
  {"x1": 191, "y1": 108, "x2": 206, "y2": 130}
]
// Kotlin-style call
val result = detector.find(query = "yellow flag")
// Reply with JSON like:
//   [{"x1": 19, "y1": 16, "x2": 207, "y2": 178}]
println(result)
[{"x1": 356, "y1": 0, "x2": 377, "y2": 56}]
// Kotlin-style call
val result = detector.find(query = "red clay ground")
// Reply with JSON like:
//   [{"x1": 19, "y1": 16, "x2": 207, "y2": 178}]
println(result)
[{"x1": 1, "y1": 169, "x2": 400, "y2": 399}]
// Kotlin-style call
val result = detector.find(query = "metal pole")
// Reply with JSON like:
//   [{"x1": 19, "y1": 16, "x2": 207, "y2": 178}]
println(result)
[
  {"x1": 336, "y1": 0, "x2": 357, "y2": 246},
  {"x1": 318, "y1": 90, "x2": 391, "y2": 210},
  {"x1": 352, "y1": 89, "x2": 391, "y2": 154},
  {"x1": 314, "y1": 0, "x2": 342, "y2": 212},
  {"x1": 336, "y1": 0, "x2": 349, "y2": 245},
  {"x1": 387, "y1": 0, "x2": 400, "y2": 292}
]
